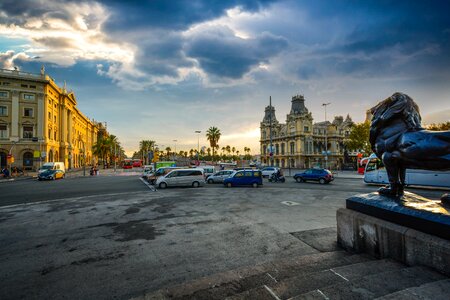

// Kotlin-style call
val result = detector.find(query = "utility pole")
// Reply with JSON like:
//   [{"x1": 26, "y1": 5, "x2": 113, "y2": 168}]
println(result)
[
  {"x1": 114, "y1": 143, "x2": 117, "y2": 172},
  {"x1": 322, "y1": 102, "x2": 331, "y2": 169},
  {"x1": 269, "y1": 96, "x2": 273, "y2": 166},
  {"x1": 195, "y1": 131, "x2": 201, "y2": 165},
  {"x1": 173, "y1": 139, "x2": 177, "y2": 160}
]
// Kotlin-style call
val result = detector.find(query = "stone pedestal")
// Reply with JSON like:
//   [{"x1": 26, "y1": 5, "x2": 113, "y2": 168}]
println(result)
[{"x1": 337, "y1": 192, "x2": 450, "y2": 276}]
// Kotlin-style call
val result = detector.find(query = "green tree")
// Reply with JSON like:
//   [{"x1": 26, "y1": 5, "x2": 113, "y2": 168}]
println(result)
[
  {"x1": 139, "y1": 140, "x2": 155, "y2": 164},
  {"x1": 427, "y1": 122, "x2": 450, "y2": 131},
  {"x1": 206, "y1": 126, "x2": 221, "y2": 162},
  {"x1": 345, "y1": 121, "x2": 371, "y2": 154}
]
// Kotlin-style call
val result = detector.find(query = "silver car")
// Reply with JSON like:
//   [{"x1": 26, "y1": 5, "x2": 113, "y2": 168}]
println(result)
[
  {"x1": 156, "y1": 169, "x2": 205, "y2": 188},
  {"x1": 207, "y1": 170, "x2": 234, "y2": 183}
]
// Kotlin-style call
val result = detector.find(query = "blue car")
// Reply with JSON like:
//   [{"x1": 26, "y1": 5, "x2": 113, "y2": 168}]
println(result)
[
  {"x1": 224, "y1": 170, "x2": 262, "y2": 188},
  {"x1": 293, "y1": 168, "x2": 334, "y2": 184}
]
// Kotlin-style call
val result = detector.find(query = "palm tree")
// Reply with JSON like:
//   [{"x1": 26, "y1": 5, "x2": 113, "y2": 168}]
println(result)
[
  {"x1": 206, "y1": 126, "x2": 221, "y2": 163},
  {"x1": 165, "y1": 146, "x2": 171, "y2": 157},
  {"x1": 232, "y1": 147, "x2": 236, "y2": 158},
  {"x1": 207, "y1": 147, "x2": 211, "y2": 156},
  {"x1": 226, "y1": 145, "x2": 231, "y2": 158},
  {"x1": 139, "y1": 140, "x2": 155, "y2": 164},
  {"x1": 221, "y1": 147, "x2": 226, "y2": 156}
]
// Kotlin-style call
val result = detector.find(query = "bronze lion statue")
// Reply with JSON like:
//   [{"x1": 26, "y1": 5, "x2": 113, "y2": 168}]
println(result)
[{"x1": 369, "y1": 92, "x2": 450, "y2": 197}]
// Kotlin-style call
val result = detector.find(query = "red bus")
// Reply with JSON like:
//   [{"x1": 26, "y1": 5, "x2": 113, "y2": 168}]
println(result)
[
  {"x1": 123, "y1": 159, "x2": 133, "y2": 169},
  {"x1": 132, "y1": 159, "x2": 142, "y2": 168}
]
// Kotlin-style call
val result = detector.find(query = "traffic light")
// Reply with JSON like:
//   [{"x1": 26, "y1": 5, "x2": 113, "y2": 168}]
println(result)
[{"x1": 152, "y1": 151, "x2": 159, "y2": 162}]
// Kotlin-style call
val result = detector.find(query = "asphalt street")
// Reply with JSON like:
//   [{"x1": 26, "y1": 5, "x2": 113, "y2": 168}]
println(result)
[{"x1": 0, "y1": 174, "x2": 445, "y2": 299}]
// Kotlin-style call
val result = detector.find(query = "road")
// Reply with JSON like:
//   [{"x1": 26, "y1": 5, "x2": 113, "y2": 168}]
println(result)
[{"x1": 0, "y1": 174, "x2": 445, "y2": 299}]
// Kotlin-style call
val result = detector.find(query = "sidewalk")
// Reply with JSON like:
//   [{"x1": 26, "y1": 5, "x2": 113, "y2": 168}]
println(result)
[{"x1": 280, "y1": 168, "x2": 363, "y2": 179}]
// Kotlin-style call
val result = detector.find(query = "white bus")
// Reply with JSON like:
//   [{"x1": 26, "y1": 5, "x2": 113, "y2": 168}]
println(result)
[{"x1": 364, "y1": 157, "x2": 450, "y2": 189}]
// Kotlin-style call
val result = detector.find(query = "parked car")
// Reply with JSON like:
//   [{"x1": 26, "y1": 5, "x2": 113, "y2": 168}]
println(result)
[
  {"x1": 261, "y1": 166, "x2": 279, "y2": 178},
  {"x1": 196, "y1": 166, "x2": 216, "y2": 179},
  {"x1": 293, "y1": 168, "x2": 334, "y2": 184},
  {"x1": 38, "y1": 169, "x2": 65, "y2": 181},
  {"x1": 223, "y1": 170, "x2": 262, "y2": 188},
  {"x1": 147, "y1": 167, "x2": 181, "y2": 185},
  {"x1": 207, "y1": 170, "x2": 234, "y2": 183},
  {"x1": 156, "y1": 168, "x2": 205, "y2": 189},
  {"x1": 38, "y1": 162, "x2": 65, "y2": 174},
  {"x1": 142, "y1": 165, "x2": 154, "y2": 180}
]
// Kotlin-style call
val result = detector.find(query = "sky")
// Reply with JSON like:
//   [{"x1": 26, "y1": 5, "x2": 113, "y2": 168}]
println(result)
[{"x1": 1, "y1": 0, "x2": 449, "y2": 156}]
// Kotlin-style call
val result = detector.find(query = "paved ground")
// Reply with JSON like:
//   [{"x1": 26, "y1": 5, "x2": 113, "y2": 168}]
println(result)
[{"x1": 0, "y1": 174, "x2": 444, "y2": 299}]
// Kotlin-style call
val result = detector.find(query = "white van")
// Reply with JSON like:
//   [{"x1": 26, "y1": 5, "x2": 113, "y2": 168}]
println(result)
[
  {"x1": 156, "y1": 168, "x2": 205, "y2": 188},
  {"x1": 196, "y1": 166, "x2": 215, "y2": 179},
  {"x1": 39, "y1": 162, "x2": 65, "y2": 174},
  {"x1": 142, "y1": 165, "x2": 154, "y2": 180}
]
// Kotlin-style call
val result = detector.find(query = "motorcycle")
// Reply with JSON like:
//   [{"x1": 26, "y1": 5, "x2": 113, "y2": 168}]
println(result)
[{"x1": 268, "y1": 173, "x2": 285, "y2": 183}]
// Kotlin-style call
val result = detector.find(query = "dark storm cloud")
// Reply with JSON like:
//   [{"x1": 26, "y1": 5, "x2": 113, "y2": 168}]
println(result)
[
  {"x1": 135, "y1": 32, "x2": 193, "y2": 77},
  {"x1": 186, "y1": 28, "x2": 288, "y2": 78},
  {"x1": 286, "y1": 0, "x2": 450, "y2": 80},
  {"x1": 101, "y1": 0, "x2": 276, "y2": 32}
]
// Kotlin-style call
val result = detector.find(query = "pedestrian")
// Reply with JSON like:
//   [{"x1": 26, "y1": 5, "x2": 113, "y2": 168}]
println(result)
[{"x1": 2, "y1": 167, "x2": 10, "y2": 178}]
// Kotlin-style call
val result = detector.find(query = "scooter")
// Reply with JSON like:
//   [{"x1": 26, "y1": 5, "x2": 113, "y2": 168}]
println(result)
[{"x1": 268, "y1": 173, "x2": 285, "y2": 183}]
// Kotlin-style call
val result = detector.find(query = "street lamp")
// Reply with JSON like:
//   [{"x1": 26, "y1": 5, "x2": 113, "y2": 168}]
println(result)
[
  {"x1": 78, "y1": 135, "x2": 86, "y2": 176},
  {"x1": 195, "y1": 131, "x2": 201, "y2": 164},
  {"x1": 173, "y1": 139, "x2": 177, "y2": 160},
  {"x1": 322, "y1": 102, "x2": 331, "y2": 169}
]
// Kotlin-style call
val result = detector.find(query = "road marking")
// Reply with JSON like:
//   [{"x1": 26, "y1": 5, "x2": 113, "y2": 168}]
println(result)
[
  {"x1": 266, "y1": 272, "x2": 278, "y2": 283},
  {"x1": 330, "y1": 268, "x2": 349, "y2": 281},
  {"x1": 263, "y1": 285, "x2": 281, "y2": 300},
  {"x1": 316, "y1": 289, "x2": 330, "y2": 300},
  {"x1": 0, "y1": 191, "x2": 145, "y2": 209},
  {"x1": 139, "y1": 177, "x2": 157, "y2": 192},
  {"x1": 281, "y1": 201, "x2": 299, "y2": 206}
]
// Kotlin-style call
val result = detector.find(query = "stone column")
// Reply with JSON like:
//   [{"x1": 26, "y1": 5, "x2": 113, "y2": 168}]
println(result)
[
  {"x1": 68, "y1": 110, "x2": 72, "y2": 144},
  {"x1": 37, "y1": 93, "x2": 44, "y2": 138},
  {"x1": 10, "y1": 90, "x2": 19, "y2": 140},
  {"x1": 61, "y1": 104, "x2": 67, "y2": 143}
]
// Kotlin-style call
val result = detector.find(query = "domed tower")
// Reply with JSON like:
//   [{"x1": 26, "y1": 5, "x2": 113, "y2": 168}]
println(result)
[
  {"x1": 290, "y1": 94, "x2": 308, "y2": 115},
  {"x1": 262, "y1": 105, "x2": 278, "y2": 124}
]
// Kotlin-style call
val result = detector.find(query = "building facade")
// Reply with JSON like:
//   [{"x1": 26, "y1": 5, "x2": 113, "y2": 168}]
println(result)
[
  {"x1": 260, "y1": 95, "x2": 354, "y2": 169},
  {"x1": 0, "y1": 67, "x2": 103, "y2": 170}
]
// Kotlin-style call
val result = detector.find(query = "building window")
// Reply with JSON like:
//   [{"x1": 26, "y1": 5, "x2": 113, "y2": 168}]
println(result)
[
  {"x1": 21, "y1": 84, "x2": 28, "y2": 88},
  {"x1": 54, "y1": 130, "x2": 57, "y2": 140},
  {"x1": 0, "y1": 91, "x2": 8, "y2": 98},
  {"x1": 23, "y1": 94, "x2": 35, "y2": 100},
  {"x1": 48, "y1": 112, "x2": 51, "y2": 120},
  {"x1": 23, "y1": 126, "x2": 33, "y2": 138},
  {"x1": 0, "y1": 124, "x2": 7, "y2": 138},
  {"x1": 281, "y1": 143, "x2": 285, "y2": 155},
  {"x1": 24, "y1": 108, "x2": 33, "y2": 117},
  {"x1": 290, "y1": 142, "x2": 295, "y2": 154},
  {"x1": 54, "y1": 116, "x2": 56, "y2": 123},
  {"x1": 29, "y1": 85, "x2": 36, "y2": 89},
  {"x1": 2, "y1": 82, "x2": 10, "y2": 86},
  {"x1": 304, "y1": 126, "x2": 309, "y2": 132},
  {"x1": 48, "y1": 128, "x2": 52, "y2": 139},
  {"x1": 0, "y1": 106, "x2": 7, "y2": 116},
  {"x1": 275, "y1": 144, "x2": 279, "y2": 155}
]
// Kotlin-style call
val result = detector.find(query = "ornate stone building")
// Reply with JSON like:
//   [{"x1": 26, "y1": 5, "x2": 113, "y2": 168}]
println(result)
[
  {"x1": 0, "y1": 67, "x2": 106, "y2": 170},
  {"x1": 260, "y1": 95, "x2": 353, "y2": 169}
]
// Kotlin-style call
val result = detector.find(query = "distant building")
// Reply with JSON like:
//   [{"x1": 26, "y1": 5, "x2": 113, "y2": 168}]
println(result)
[
  {"x1": 0, "y1": 67, "x2": 105, "y2": 170},
  {"x1": 260, "y1": 94, "x2": 354, "y2": 169}
]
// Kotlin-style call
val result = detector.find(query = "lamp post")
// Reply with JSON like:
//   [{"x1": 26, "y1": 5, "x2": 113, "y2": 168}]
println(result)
[
  {"x1": 269, "y1": 96, "x2": 274, "y2": 166},
  {"x1": 173, "y1": 139, "x2": 177, "y2": 160},
  {"x1": 322, "y1": 102, "x2": 331, "y2": 169},
  {"x1": 195, "y1": 131, "x2": 201, "y2": 164},
  {"x1": 78, "y1": 135, "x2": 86, "y2": 176}
]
